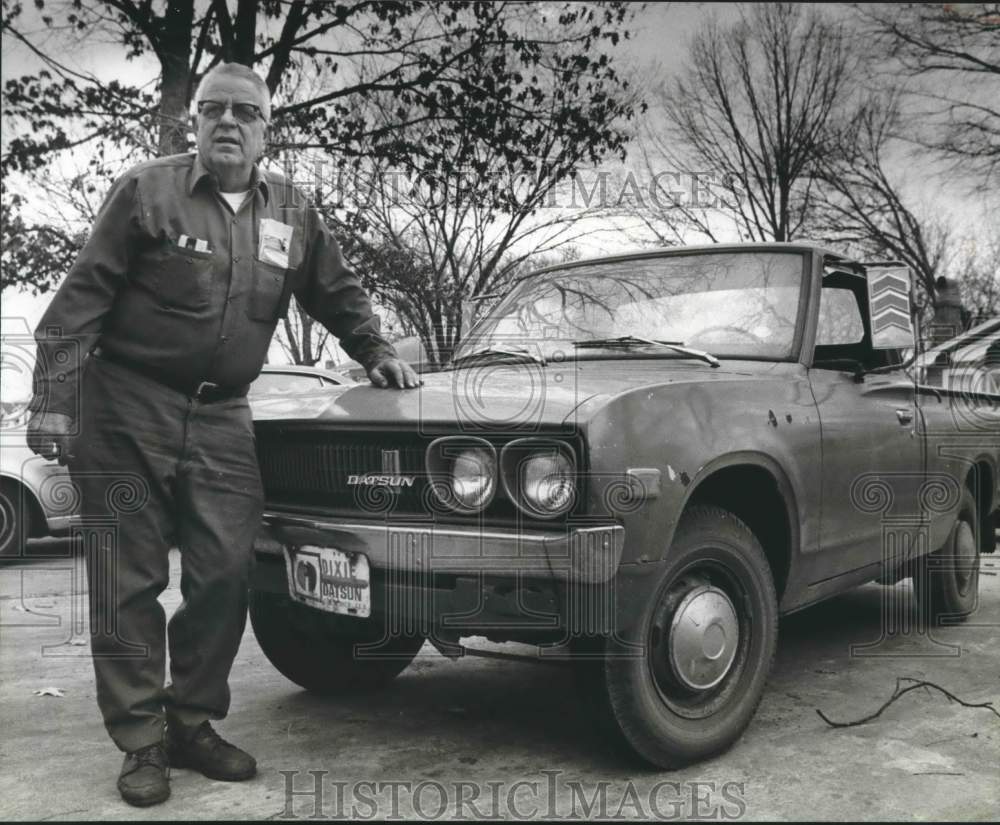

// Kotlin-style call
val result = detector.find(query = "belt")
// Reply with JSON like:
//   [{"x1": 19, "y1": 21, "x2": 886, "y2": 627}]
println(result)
[{"x1": 96, "y1": 350, "x2": 250, "y2": 403}]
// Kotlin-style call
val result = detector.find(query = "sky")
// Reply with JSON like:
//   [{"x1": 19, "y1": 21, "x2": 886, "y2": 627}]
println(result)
[{"x1": 1, "y1": 1, "x2": 995, "y2": 398}]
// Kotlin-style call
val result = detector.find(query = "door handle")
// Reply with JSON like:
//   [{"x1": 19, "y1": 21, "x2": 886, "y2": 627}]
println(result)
[{"x1": 895, "y1": 408, "x2": 913, "y2": 426}]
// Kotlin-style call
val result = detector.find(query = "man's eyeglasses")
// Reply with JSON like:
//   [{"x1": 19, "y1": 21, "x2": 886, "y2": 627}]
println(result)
[{"x1": 197, "y1": 100, "x2": 266, "y2": 124}]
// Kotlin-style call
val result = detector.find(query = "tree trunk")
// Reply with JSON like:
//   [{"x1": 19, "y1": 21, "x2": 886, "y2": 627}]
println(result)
[
  {"x1": 232, "y1": 0, "x2": 257, "y2": 65},
  {"x1": 418, "y1": 331, "x2": 440, "y2": 370},
  {"x1": 157, "y1": 0, "x2": 195, "y2": 156},
  {"x1": 158, "y1": 59, "x2": 191, "y2": 155}
]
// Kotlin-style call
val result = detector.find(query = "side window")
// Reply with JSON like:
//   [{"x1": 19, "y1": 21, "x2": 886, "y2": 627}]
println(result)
[{"x1": 816, "y1": 287, "x2": 864, "y2": 346}]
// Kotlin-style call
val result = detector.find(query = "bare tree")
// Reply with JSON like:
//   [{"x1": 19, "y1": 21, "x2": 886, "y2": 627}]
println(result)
[
  {"x1": 631, "y1": 136, "x2": 724, "y2": 246},
  {"x1": 813, "y1": 92, "x2": 953, "y2": 307},
  {"x1": 327, "y1": 150, "x2": 613, "y2": 368},
  {"x1": 950, "y1": 230, "x2": 1000, "y2": 323},
  {"x1": 649, "y1": 3, "x2": 853, "y2": 242},
  {"x1": 290, "y1": 17, "x2": 643, "y2": 370},
  {"x1": 857, "y1": 2, "x2": 1000, "y2": 190},
  {"x1": 274, "y1": 299, "x2": 336, "y2": 367},
  {"x1": 271, "y1": 285, "x2": 413, "y2": 369}
]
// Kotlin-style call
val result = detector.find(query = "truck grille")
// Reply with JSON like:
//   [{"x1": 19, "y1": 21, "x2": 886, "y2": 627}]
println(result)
[
  {"x1": 257, "y1": 430, "x2": 428, "y2": 515},
  {"x1": 255, "y1": 426, "x2": 584, "y2": 523}
]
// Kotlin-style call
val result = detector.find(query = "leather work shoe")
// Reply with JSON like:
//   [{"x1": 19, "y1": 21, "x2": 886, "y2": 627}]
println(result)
[
  {"x1": 166, "y1": 721, "x2": 256, "y2": 781},
  {"x1": 117, "y1": 743, "x2": 170, "y2": 807}
]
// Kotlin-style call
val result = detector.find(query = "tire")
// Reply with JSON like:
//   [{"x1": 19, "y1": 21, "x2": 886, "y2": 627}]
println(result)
[
  {"x1": 580, "y1": 504, "x2": 778, "y2": 769},
  {"x1": 912, "y1": 487, "x2": 980, "y2": 624},
  {"x1": 0, "y1": 481, "x2": 32, "y2": 558},
  {"x1": 248, "y1": 589, "x2": 425, "y2": 694}
]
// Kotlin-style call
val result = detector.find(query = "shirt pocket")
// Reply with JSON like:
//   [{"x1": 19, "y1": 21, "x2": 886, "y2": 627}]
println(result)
[
  {"x1": 248, "y1": 257, "x2": 293, "y2": 322},
  {"x1": 153, "y1": 245, "x2": 214, "y2": 311}
]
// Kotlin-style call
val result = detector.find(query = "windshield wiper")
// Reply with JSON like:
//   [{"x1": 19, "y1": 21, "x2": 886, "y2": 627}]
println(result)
[
  {"x1": 451, "y1": 346, "x2": 547, "y2": 367},
  {"x1": 572, "y1": 336, "x2": 720, "y2": 368}
]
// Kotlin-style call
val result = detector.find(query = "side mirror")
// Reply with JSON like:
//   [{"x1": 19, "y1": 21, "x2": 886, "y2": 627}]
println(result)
[{"x1": 866, "y1": 265, "x2": 916, "y2": 350}]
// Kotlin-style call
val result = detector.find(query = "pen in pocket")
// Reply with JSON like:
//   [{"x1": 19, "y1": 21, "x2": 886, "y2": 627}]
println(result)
[{"x1": 178, "y1": 234, "x2": 211, "y2": 253}]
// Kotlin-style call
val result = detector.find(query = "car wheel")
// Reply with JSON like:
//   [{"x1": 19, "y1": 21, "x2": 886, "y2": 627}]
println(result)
[
  {"x1": 913, "y1": 487, "x2": 980, "y2": 623},
  {"x1": 0, "y1": 480, "x2": 32, "y2": 558},
  {"x1": 579, "y1": 504, "x2": 778, "y2": 769},
  {"x1": 248, "y1": 589, "x2": 425, "y2": 694}
]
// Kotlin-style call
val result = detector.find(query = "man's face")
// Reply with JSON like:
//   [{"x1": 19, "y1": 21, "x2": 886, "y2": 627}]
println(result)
[{"x1": 193, "y1": 75, "x2": 268, "y2": 182}]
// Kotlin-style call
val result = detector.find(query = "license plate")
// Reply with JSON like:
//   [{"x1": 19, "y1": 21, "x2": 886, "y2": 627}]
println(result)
[{"x1": 284, "y1": 545, "x2": 371, "y2": 618}]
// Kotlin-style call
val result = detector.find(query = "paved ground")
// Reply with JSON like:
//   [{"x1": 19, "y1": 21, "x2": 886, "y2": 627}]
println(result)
[{"x1": 1, "y1": 540, "x2": 998, "y2": 821}]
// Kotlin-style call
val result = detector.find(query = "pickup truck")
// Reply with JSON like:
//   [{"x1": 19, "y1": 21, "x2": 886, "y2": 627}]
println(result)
[{"x1": 248, "y1": 243, "x2": 999, "y2": 769}]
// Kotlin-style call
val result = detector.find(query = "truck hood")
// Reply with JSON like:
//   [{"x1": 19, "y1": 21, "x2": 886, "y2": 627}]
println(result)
[{"x1": 252, "y1": 359, "x2": 774, "y2": 427}]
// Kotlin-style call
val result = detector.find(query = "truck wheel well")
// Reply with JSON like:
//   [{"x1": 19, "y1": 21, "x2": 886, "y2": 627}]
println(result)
[
  {"x1": 967, "y1": 462, "x2": 995, "y2": 554},
  {"x1": 686, "y1": 466, "x2": 791, "y2": 598}
]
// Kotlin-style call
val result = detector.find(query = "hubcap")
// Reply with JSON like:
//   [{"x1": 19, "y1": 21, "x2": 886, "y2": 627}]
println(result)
[
  {"x1": 953, "y1": 520, "x2": 977, "y2": 594},
  {"x1": 668, "y1": 585, "x2": 739, "y2": 690}
]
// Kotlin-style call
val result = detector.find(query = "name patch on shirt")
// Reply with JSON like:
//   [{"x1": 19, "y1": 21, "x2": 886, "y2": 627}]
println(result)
[{"x1": 259, "y1": 219, "x2": 294, "y2": 268}]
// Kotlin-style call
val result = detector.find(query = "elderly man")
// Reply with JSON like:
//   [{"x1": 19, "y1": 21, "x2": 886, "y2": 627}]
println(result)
[{"x1": 26, "y1": 62, "x2": 418, "y2": 806}]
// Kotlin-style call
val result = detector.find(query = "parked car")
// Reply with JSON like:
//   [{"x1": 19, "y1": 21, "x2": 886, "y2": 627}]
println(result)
[
  {"x1": 914, "y1": 316, "x2": 1000, "y2": 531},
  {"x1": 0, "y1": 439, "x2": 76, "y2": 557},
  {"x1": 0, "y1": 363, "x2": 346, "y2": 555},
  {"x1": 248, "y1": 364, "x2": 345, "y2": 396},
  {"x1": 249, "y1": 364, "x2": 348, "y2": 422},
  {"x1": 248, "y1": 243, "x2": 999, "y2": 769},
  {"x1": 915, "y1": 316, "x2": 1000, "y2": 396}
]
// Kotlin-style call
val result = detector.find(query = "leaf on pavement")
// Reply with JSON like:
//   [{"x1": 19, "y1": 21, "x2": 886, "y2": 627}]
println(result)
[{"x1": 32, "y1": 687, "x2": 66, "y2": 697}]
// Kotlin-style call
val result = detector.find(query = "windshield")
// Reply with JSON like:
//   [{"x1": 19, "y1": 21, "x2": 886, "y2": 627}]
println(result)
[{"x1": 462, "y1": 251, "x2": 805, "y2": 361}]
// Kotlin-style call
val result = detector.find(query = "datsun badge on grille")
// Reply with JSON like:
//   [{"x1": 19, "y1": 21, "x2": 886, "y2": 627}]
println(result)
[{"x1": 346, "y1": 448, "x2": 416, "y2": 488}]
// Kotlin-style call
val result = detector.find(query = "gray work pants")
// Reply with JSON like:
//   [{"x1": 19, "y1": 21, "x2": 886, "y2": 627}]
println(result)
[{"x1": 69, "y1": 355, "x2": 264, "y2": 752}]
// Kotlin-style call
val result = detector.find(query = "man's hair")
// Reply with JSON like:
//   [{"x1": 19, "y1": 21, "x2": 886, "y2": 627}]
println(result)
[{"x1": 193, "y1": 62, "x2": 271, "y2": 121}]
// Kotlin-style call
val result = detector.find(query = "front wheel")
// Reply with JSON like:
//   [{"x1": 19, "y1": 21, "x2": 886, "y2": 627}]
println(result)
[
  {"x1": 582, "y1": 504, "x2": 778, "y2": 769},
  {"x1": 912, "y1": 488, "x2": 980, "y2": 624},
  {"x1": 249, "y1": 590, "x2": 425, "y2": 695}
]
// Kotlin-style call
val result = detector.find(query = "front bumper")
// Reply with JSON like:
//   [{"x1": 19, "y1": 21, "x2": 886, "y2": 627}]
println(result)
[
  {"x1": 250, "y1": 512, "x2": 627, "y2": 641},
  {"x1": 253, "y1": 512, "x2": 625, "y2": 583}
]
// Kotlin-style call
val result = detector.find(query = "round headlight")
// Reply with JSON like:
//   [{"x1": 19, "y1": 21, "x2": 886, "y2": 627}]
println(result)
[
  {"x1": 451, "y1": 448, "x2": 496, "y2": 510},
  {"x1": 521, "y1": 452, "x2": 575, "y2": 515}
]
